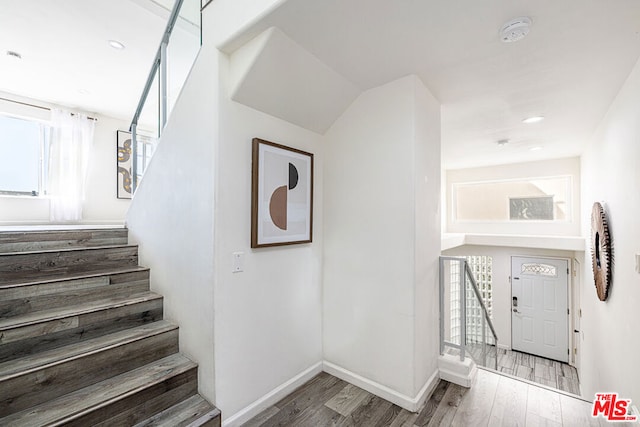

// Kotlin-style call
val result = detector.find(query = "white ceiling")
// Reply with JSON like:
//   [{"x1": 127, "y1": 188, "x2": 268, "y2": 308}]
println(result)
[
  {"x1": 2, "y1": 0, "x2": 640, "y2": 168},
  {"x1": 230, "y1": 27, "x2": 361, "y2": 134},
  {"x1": 0, "y1": 0, "x2": 199, "y2": 127},
  {"x1": 221, "y1": 0, "x2": 640, "y2": 168}
]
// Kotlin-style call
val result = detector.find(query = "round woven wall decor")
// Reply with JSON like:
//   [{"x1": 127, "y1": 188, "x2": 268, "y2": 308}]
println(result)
[{"x1": 591, "y1": 202, "x2": 612, "y2": 301}]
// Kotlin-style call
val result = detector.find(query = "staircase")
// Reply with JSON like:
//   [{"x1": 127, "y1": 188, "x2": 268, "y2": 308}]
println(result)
[{"x1": 0, "y1": 228, "x2": 220, "y2": 426}]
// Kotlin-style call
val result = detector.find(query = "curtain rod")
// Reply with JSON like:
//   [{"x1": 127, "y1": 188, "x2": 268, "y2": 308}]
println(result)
[{"x1": 0, "y1": 96, "x2": 98, "y2": 121}]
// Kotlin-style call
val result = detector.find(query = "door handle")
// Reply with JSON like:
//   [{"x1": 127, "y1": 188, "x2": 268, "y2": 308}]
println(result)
[{"x1": 513, "y1": 308, "x2": 521, "y2": 313}]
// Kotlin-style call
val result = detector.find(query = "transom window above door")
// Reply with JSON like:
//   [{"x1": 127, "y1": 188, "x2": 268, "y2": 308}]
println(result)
[{"x1": 521, "y1": 262, "x2": 557, "y2": 277}]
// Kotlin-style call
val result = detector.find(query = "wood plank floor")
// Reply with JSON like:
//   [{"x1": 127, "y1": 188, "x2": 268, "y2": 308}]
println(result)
[
  {"x1": 496, "y1": 348, "x2": 580, "y2": 395},
  {"x1": 450, "y1": 345, "x2": 580, "y2": 395},
  {"x1": 242, "y1": 369, "x2": 601, "y2": 426}
]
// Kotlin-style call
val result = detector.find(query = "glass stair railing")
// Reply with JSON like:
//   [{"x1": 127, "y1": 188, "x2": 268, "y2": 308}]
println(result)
[
  {"x1": 129, "y1": 0, "x2": 202, "y2": 193},
  {"x1": 439, "y1": 256, "x2": 498, "y2": 370}
]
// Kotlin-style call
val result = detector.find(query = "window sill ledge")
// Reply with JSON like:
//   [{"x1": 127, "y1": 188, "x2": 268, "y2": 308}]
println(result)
[
  {"x1": 0, "y1": 194, "x2": 49, "y2": 200},
  {"x1": 442, "y1": 233, "x2": 586, "y2": 252}
]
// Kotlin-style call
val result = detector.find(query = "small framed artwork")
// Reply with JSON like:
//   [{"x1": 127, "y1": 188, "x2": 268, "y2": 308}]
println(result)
[
  {"x1": 116, "y1": 130, "x2": 133, "y2": 199},
  {"x1": 251, "y1": 138, "x2": 314, "y2": 248}
]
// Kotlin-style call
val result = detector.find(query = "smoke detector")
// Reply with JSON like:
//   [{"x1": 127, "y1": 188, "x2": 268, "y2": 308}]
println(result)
[{"x1": 500, "y1": 17, "x2": 532, "y2": 43}]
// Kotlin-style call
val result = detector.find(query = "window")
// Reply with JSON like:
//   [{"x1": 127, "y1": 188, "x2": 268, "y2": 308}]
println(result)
[
  {"x1": 521, "y1": 262, "x2": 557, "y2": 277},
  {"x1": 0, "y1": 114, "x2": 50, "y2": 196},
  {"x1": 453, "y1": 176, "x2": 572, "y2": 222},
  {"x1": 509, "y1": 196, "x2": 554, "y2": 220},
  {"x1": 450, "y1": 263, "x2": 461, "y2": 344},
  {"x1": 450, "y1": 256, "x2": 493, "y2": 345},
  {"x1": 136, "y1": 133, "x2": 157, "y2": 183},
  {"x1": 467, "y1": 255, "x2": 493, "y2": 319}
]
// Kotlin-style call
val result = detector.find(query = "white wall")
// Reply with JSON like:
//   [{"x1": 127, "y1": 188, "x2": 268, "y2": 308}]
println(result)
[
  {"x1": 442, "y1": 245, "x2": 577, "y2": 351},
  {"x1": 323, "y1": 75, "x2": 441, "y2": 405},
  {"x1": 229, "y1": 27, "x2": 360, "y2": 134},
  {"x1": 213, "y1": 51, "x2": 324, "y2": 422},
  {"x1": 446, "y1": 157, "x2": 581, "y2": 236},
  {"x1": 579, "y1": 57, "x2": 640, "y2": 405},
  {"x1": 126, "y1": 44, "x2": 218, "y2": 401},
  {"x1": 413, "y1": 78, "x2": 442, "y2": 395},
  {"x1": 82, "y1": 115, "x2": 133, "y2": 222},
  {"x1": 0, "y1": 94, "x2": 130, "y2": 225},
  {"x1": 203, "y1": 0, "x2": 285, "y2": 48}
]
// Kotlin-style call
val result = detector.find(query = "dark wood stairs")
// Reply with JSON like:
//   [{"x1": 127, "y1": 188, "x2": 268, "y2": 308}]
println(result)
[{"x1": 0, "y1": 228, "x2": 220, "y2": 426}]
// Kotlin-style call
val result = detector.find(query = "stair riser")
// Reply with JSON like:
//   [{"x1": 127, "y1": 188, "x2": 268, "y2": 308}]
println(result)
[
  {"x1": 0, "y1": 270, "x2": 150, "y2": 318},
  {"x1": 0, "y1": 329, "x2": 179, "y2": 417},
  {"x1": 199, "y1": 415, "x2": 223, "y2": 427},
  {"x1": 65, "y1": 367, "x2": 198, "y2": 427},
  {"x1": 0, "y1": 298, "x2": 163, "y2": 362},
  {"x1": 0, "y1": 246, "x2": 138, "y2": 285},
  {"x1": 0, "y1": 229, "x2": 128, "y2": 253},
  {"x1": 133, "y1": 396, "x2": 220, "y2": 427},
  {"x1": 95, "y1": 381, "x2": 198, "y2": 427}
]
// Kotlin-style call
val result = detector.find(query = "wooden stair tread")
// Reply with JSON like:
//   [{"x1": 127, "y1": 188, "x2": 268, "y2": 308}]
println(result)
[
  {"x1": 0, "y1": 354, "x2": 197, "y2": 426},
  {"x1": 133, "y1": 395, "x2": 219, "y2": 427},
  {"x1": 0, "y1": 243, "x2": 137, "y2": 257},
  {"x1": 0, "y1": 291, "x2": 162, "y2": 331},
  {"x1": 0, "y1": 229, "x2": 128, "y2": 253},
  {"x1": 0, "y1": 245, "x2": 140, "y2": 286},
  {"x1": 0, "y1": 275, "x2": 109, "y2": 298},
  {"x1": 0, "y1": 269, "x2": 151, "y2": 319},
  {"x1": 0, "y1": 265, "x2": 149, "y2": 289},
  {"x1": 0, "y1": 228, "x2": 126, "y2": 237},
  {"x1": 0, "y1": 320, "x2": 177, "y2": 380}
]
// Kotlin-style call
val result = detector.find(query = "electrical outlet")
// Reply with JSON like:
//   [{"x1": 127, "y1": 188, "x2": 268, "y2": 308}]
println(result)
[{"x1": 232, "y1": 252, "x2": 244, "y2": 273}]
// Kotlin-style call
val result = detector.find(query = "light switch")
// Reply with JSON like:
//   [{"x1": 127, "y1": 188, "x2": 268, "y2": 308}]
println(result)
[
  {"x1": 636, "y1": 254, "x2": 640, "y2": 274},
  {"x1": 232, "y1": 252, "x2": 244, "y2": 273}
]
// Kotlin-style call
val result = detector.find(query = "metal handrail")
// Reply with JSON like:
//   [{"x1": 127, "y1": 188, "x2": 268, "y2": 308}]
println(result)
[
  {"x1": 128, "y1": 0, "x2": 202, "y2": 194},
  {"x1": 439, "y1": 256, "x2": 498, "y2": 369},
  {"x1": 464, "y1": 262, "x2": 498, "y2": 341},
  {"x1": 129, "y1": 0, "x2": 186, "y2": 132}
]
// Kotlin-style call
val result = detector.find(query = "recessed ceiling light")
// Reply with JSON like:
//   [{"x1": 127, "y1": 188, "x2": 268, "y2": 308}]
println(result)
[
  {"x1": 108, "y1": 40, "x2": 125, "y2": 50},
  {"x1": 497, "y1": 139, "x2": 510, "y2": 146},
  {"x1": 529, "y1": 146, "x2": 543, "y2": 151},
  {"x1": 500, "y1": 17, "x2": 532, "y2": 43},
  {"x1": 6, "y1": 50, "x2": 22, "y2": 59},
  {"x1": 523, "y1": 116, "x2": 545, "y2": 124}
]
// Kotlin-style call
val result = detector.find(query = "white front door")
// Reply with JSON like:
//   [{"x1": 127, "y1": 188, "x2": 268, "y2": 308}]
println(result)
[{"x1": 511, "y1": 256, "x2": 569, "y2": 363}]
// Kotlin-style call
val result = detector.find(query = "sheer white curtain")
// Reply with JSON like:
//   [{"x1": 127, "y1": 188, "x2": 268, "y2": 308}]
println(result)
[{"x1": 48, "y1": 109, "x2": 95, "y2": 222}]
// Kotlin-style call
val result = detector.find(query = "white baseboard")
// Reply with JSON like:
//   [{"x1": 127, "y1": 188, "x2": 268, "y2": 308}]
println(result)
[
  {"x1": 414, "y1": 369, "x2": 441, "y2": 412},
  {"x1": 223, "y1": 361, "x2": 441, "y2": 425},
  {"x1": 222, "y1": 362, "x2": 323, "y2": 427},
  {"x1": 322, "y1": 361, "x2": 439, "y2": 412},
  {"x1": 498, "y1": 343, "x2": 510, "y2": 351}
]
